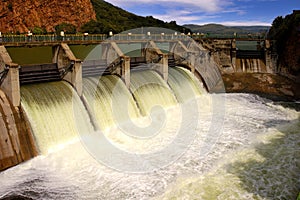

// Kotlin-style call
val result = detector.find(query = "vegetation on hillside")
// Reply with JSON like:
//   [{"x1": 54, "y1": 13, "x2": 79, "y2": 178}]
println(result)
[
  {"x1": 268, "y1": 10, "x2": 300, "y2": 75},
  {"x1": 55, "y1": 23, "x2": 77, "y2": 34},
  {"x1": 268, "y1": 11, "x2": 300, "y2": 53},
  {"x1": 184, "y1": 24, "x2": 269, "y2": 37},
  {"x1": 81, "y1": 0, "x2": 190, "y2": 34}
]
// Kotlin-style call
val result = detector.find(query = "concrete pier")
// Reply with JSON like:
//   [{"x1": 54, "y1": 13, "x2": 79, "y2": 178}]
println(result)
[
  {"x1": 143, "y1": 41, "x2": 168, "y2": 81},
  {"x1": 54, "y1": 43, "x2": 83, "y2": 95},
  {"x1": 170, "y1": 40, "x2": 195, "y2": 74},
  {"x1": 0, "y1": 46, "x2": 20, "y2": 107},
  {"x1": 0, "y1": 89, "x2": 37, "y2": 171},
  {"x1": 102, "y1": 42, "x2": 131, "y2": 87}
]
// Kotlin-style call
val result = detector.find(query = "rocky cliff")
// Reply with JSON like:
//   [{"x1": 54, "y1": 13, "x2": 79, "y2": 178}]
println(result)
[
  {"x1": 279, "y1": 12, "x2": 300, "y2": 78},
  {"x1": 0, "y1": 0, "x2": 96, "y2": 33}
]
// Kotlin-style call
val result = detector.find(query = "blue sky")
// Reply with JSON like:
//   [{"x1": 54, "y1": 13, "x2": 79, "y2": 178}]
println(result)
[{"x1": 105, "y1": 0, "x2": 300, "y2": 26}]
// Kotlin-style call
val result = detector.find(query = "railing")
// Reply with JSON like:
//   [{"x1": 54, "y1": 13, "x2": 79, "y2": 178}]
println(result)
[
  {"x1": 110, "y1": 34, "x2": 188, "y2": 41},
  {"x1": 0, "y1": 34, "x2": 107, "y2": 43},
  {"x1": 0, "y1": 33, "x2": 265, "y2": 44}
]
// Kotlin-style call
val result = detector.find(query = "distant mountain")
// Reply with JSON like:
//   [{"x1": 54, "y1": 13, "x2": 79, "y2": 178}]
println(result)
[
  {"x1": 184, "y1": 24, "x2": 270, "y2": 35},
  {"x1": 232, "y1": 26, "x2": 270, "y2": 33}
]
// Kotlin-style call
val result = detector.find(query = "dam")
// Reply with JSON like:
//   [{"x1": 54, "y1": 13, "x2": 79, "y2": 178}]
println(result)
[
  {"x1": 0, "y1": 33, "x2": 224, "y2": 170},
  {"x1": 0, "y1": 31, "x2": 299, "y2": 199}
]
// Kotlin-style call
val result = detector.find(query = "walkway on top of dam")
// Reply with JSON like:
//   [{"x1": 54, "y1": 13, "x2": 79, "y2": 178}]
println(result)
[{"x1": 0, "y1": 33, "x2": 266, "y2": 47}]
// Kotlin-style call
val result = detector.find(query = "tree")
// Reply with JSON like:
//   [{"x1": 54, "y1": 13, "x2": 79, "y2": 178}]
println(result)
[
  {"x1": 32, "y1": 27, "x2": 46, "y2": 35},
  {"x1": 272, "y1": 16, "x2": 283, "y2": 30},
  {"x1": 54, "y1": 23, "x2": 77, "y2": 34},
  {"x1": 267, "y1": 11, "x2": 300, "y2": 75},
  {"x1": 81, "y1": 20, "x2": 103, "y2": 34}
]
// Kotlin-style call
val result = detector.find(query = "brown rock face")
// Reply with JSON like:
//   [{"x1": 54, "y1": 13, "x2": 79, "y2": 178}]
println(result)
[{"x1": 0, "y1": 0, "x2": 96, "y2": 33}]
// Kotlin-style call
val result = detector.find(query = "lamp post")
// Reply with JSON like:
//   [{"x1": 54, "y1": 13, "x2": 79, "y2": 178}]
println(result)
[{"x1": 60, "y1": 31, "x2": 64, "y2": 41}]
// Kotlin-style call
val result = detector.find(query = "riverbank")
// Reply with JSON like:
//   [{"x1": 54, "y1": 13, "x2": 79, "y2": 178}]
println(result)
[{"x1": 222, "y1": 73, "x2": 300, "y2": 101}]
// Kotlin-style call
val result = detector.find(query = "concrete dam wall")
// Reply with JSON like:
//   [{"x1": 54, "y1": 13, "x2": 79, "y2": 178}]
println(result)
[
  {"x1": 0, "y1": 39, "x2": 225, "y2": 171},
  {"x1": 0, "y1": 38, "x2": 277, "y2": 171},
  {"x1": 196, "y1": 38, "x2": 277, "y2": 74},
  {"x1": 0, "y1": 89, "x2": 37, "y2": 170}
]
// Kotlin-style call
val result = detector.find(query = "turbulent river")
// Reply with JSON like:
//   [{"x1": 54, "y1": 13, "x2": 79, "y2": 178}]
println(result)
[
  {"x1": 0, "y1": 94, "x2": 299, "y2": 199},
  {"x1": 0, "y1": 68, "x2": 299, "y2": 200}
]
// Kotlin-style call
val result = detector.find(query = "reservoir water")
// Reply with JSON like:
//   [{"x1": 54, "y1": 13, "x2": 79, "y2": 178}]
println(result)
[{"x1": 0, "y1": 66, "x2": 299, "y2": 199}]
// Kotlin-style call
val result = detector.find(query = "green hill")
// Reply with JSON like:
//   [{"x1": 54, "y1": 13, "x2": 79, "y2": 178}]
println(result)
[
  {"x1": 183, "y1": 23, "x2": 269, "y2": 36},
  {"x1": 81, "y1": 0, "x2": 190, "y2": 34}
]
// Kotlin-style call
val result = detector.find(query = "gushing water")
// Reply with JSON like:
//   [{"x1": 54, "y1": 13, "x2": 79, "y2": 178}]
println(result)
[
  {"x1": 168, "y1": 67, "x2": 205, "y2": 102},
  {"x1": 130, "y1": 70, "x2": 177, "y2": 116},
  {"x1": 1, "y1": 68, "x2": 299, "y2": 199},
  {"x1": 20, "y1": 81, "x2": 94, "y2": 154},
  {"x1": 82, "y1": 75, "x2": 140, "y2": 130}
]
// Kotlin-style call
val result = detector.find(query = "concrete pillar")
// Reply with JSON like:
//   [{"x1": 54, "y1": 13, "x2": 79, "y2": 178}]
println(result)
[
  {"x1": 264, "y1": 40, "x2": 277, "y2": 73},
  {"x1": 188, "y1": 52, "x2": 196, "y2": 74},
  {"x1": 63, "y1": 60, "x2": 83, "y2": 96},
  {"x1": 231, "y1": 39, "x2": 237, "y2": 71},
  {"x1": 103, "y1": 42, "x2": 124, "y2": 64},
  {"x1": 171, "y1": 41, "x2": 197, "y2": 74},
  {"x1": 0, "y1": 46, "x2": 20, "y2": 107},
  {"x1": 121, "y1": 56, "x2": 130, "y2": 88},
  {"x1": 156, "y1": 54, "x2": 168, "y2": 81},
  {"x1": 141, "y1": 42, "x2": 147, "y2": 57},
  {"x1": 54, "y1": 43, "x2": 83, "y2": 96},
  {"x1": 144, "y1": 41, "x2": 168, "y2": 81},
  {"x1": 102, "y1": 42, "x2": 131, "y2": 87},
  {"x1": 265, "y1": 39, "x2": 271, "y2": 49},
  {"x1": 170, "y1": 41, "x2": 189, "y2": 60}
]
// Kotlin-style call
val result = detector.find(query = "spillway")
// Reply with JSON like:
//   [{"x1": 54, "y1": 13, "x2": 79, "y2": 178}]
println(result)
[
  {"x1": 168, "y1": 67, "x2": 206, "y2": 102},
  {"x1": 19, "y1": 67, "x2": 206, "y2": 154},
  {"x1": 130, "y1": 70, "x2": 177, "y2": 116},
  {"x1": 82, "y1": 75, "x2": 140, "y2": 130},
  {"x1": 20, "y1": 81, "x2": 94, "y2": 154}
]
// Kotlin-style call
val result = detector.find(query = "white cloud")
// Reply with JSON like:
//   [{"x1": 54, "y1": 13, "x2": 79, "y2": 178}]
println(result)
[
  {"x1": 105, "y1": 0, "x2": 235, "y2": 25},
  {"x1": 217, "y1": 21, "x2": 271, "y2": 26},
  {"x1": 154, "y1": 13, "x2": 200, "y2": 24},
  {"x1": 104, "y1": 0, "x2": 272, "y2": 26},
  {"x1": 152, "y1": 10, "x2": 218, "y2": 24},
  {"x1": 107, "y1": 0, "x2": 228, "y2": 12}
]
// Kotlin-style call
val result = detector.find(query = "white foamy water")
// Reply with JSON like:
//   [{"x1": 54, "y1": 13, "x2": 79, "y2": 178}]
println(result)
[{"x1": 0, "y1": 93, "x2": 299, "y2": 200}]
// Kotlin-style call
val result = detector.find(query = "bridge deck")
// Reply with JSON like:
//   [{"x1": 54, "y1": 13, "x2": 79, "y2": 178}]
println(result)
[{"x1": 0, "y1": 34, "x2": 266, "y2": 47}]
